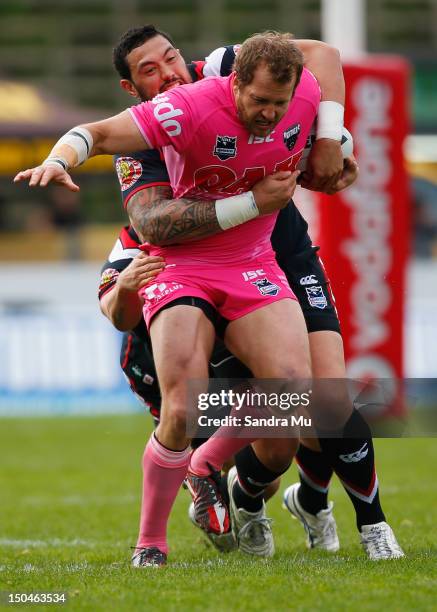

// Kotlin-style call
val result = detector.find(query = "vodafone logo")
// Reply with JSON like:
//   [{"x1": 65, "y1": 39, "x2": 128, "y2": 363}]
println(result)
[
  {"x1": 152, "y1": 94, "x2": 183, "y2": 137},
  {"x1": 342, "y1": 77, "x2": 393, "y2": 353}
]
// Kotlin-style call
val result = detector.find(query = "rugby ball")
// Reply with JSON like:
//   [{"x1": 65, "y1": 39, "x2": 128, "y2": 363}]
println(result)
[{"x1": 297, "y1": 125, "x2": 354, "y2": 171}]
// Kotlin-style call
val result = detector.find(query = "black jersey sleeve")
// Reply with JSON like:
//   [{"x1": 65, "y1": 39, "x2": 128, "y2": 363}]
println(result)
[
  {"x1": 98, "y1": 226, "x2": 141, "y2": 300},
  {"x1": 114, "y1": 149, "x2": 171, "y2": 209}
]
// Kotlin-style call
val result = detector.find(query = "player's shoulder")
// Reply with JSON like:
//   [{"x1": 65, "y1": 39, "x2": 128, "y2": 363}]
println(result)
[
  {"x1": 203, "y1": 44, "x2": 240, "y2": 77},
  {"x1": 163, "y1": 75, "x2": 232, "y2": 116},
  {"x1": 114, "y1": 149, "x2": 162, "y2": 165},
  {"x1": 177, "y1": 74, "x2": 229, "y2": 96},
  {"x1": 294, "y1": 68, "x2": 321, "y2": 103}
]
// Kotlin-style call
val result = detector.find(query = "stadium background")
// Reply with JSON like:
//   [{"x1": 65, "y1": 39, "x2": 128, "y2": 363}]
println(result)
[
  {"x1": 2, "y1": 0, "x2": 437, "y2": 413},
  {"x1": 1, "y1": 3, "x2": 437, "y2": 609}
]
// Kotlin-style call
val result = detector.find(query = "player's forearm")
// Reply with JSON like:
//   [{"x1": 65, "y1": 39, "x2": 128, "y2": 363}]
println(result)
[
  {"x1": 44, "y1": 111, "x2": 147, "y2": 169},
  {"x1": 128, "y1": 187, "x2": 222, "y2": 245},
  {"x1": 100, "y1": 286, "x2": 143, "y2": 331},
  {"x1": 297, "y1": 40, "x2": 345, "y2": 104}
]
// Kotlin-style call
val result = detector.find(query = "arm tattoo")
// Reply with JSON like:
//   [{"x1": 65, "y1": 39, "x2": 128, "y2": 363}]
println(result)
[{"x1": 127, "y1": 185, "x2": 222, "y2": 245}]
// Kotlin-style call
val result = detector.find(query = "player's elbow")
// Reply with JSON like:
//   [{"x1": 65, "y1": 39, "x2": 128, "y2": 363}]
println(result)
[
  {"x1": 100, "y1": 295, "x2": 137, "y2": 331},
  {"x1": 325, "y1": 43, "x2": 341, "y2": 62},
  {"x1": 109, "y1": 309, "x2": 139, "y2": 332},
  {"x1": 307, "y1": 40, "x2": 341, "y2": 62},
  {"x1": 111, "y1": 316, "x2": 135, "y2": 332}
]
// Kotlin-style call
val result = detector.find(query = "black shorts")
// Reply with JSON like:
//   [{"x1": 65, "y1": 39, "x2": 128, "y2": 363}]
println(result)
[
  {"x1": 120, "y1": 329, "x2": 219, "y2": 448},
  {"x1": 282, "y1": 246, "x2": 341, "y2": 335},
  {"x1": 120, "y1": 332, "x2": 161, "y2": 420}
]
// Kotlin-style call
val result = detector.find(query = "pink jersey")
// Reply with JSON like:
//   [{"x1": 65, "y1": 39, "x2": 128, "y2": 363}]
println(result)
[{"x1": 129, "y1": 69, "x2": 320, "y2": 264}]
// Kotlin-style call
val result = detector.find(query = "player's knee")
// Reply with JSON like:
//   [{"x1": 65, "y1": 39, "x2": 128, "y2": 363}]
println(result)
[
  {"x1": 161, "y1": 403, "x2": 188, "y2": 437},
  {"x1": 310, "y1": 380, "x2": 352, "y2": 430},
  {"x1": 160, "y1": 353, "x2": 206, "y2": 391},
  {"x1": 255, "y1": 359, "x2": 311, "y2": 382}
]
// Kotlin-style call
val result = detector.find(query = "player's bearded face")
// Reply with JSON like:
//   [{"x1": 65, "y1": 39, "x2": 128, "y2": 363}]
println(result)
[
  {"x1": 234, "y1": 65, "x2": 296, "y2": 137},
  {"x1": 126, "y1": 35, "x2": 192, "y2": 101}
]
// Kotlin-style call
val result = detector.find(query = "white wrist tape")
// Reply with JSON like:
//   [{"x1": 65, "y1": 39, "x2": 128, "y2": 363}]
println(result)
[
  {"x1": 215, "y1": 191, "x2": 259, "y2": 230},
  {"x1": 316, "y1": 101, "x2": 344, "y2": 141},
  {"x1": 57, "y1": 126, "x2": 93, "y2": 166},
  {"x1": 42, "y1": 156, "x2": 70, "y2": 170}
]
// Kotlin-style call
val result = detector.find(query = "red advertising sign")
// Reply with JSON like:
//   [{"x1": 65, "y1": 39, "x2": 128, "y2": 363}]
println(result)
[{"x1": 316, "y1": 57, "x2": 411, "y2": 414}]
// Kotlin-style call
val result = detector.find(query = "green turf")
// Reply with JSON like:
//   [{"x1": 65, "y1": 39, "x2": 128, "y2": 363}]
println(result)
[{"x1": 1, "y1": 415, "x2": 436, "y2": 611}]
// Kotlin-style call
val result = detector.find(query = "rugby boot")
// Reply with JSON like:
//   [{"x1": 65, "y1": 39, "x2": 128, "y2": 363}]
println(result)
[
  {"x1": 131, "y1": 546, "x2": 167, "y2": 567},
  {"x1": 228, "y1": 466, "x2": 274, "y2": 557},
  {"x1": 188, "y1": 501, "x2": 237, "y2": 552},
  {"x1": 185, "y1": 467, "x2": 230, "y2": 535},
  {"x1": 360, "y1": 522, "x2": 405, "y2": 560},
  {"x1": 283, "y1": 482, "x2": 339, "y2": 552}
]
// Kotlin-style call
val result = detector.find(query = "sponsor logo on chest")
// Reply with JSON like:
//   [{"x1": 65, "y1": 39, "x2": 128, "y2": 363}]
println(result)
[{"x1": 152, "y1": 93, "x2": 184, "y2": 136}]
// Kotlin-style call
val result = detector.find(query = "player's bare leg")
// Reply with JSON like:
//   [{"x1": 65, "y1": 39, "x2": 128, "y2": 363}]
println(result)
[
  {"x1": 132, "y1": 305, "x2": 221, "y2": 567},
  {"x1": 190, "y1": 298, "x2": 311, "y2": 556}
]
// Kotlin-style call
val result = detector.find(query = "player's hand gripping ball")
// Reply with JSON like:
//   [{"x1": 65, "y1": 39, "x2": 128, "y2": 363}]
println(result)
[{"x1": 297, "y1": 125, "x2": 354, "y2": 171}]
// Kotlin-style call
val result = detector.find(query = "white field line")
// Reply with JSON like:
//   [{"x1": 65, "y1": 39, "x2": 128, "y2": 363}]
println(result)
[
  {"x1": 0, "y1": 538, "x2": 97, "y2": 548},
  {"x1": 18, "y1": 493, "x2": 137, "y2": 507},
  {"x1": 8, "y1": 485, "x2": 437, "y2": 511}
]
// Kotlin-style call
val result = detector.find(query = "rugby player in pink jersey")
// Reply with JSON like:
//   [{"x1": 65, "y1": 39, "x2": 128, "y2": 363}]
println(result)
[
  {"x1": 15, "y1": 32, "x2": 319, "y2": 562},
  {"x1": 15, "y1": 31, "x2": 404, "y2": 565}
]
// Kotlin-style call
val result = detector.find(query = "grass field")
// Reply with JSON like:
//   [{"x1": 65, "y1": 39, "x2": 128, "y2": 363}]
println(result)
[{"x1": 1, "y1": 415, "x2": 436, "y2": 611}]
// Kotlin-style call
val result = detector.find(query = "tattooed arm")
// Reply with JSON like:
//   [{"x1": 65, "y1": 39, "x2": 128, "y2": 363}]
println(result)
[
  {"x1": 127, "y1": 174, "x2": 297, "y2": 245},
  {"x1": 127, "y1": 185, "x2": 221, "y2": 245}
]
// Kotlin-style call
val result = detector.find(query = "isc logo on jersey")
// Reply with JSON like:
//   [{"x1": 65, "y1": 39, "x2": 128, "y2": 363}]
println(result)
[{"x1": 152, "y1": 94, "x2": 183, "y2": 137}]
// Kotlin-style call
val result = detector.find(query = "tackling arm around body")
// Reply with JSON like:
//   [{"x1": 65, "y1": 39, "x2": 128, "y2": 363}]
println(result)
[
  {"x1": 128, "y1": 158, "x2": 358, "y2": 246},
  {"x1": 100, "y1": 252, "x2": 165, "y2": 331}
]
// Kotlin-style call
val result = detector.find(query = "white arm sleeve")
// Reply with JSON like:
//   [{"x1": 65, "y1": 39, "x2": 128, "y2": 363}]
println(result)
[{"x1": 203, "y1": 47, "x2": 227, "y2": 77}]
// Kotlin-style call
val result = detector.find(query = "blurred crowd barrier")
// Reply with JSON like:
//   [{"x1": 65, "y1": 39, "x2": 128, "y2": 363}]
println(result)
[
  {"x1": 0, "y1": 263, "x2": 139, "y2": 415},
  {"x1": 1, "y1": 0, "x2": 437, "y2": 414},
  {"x1": 0, "y1": 260, "x2": 436, "y2": 416}
]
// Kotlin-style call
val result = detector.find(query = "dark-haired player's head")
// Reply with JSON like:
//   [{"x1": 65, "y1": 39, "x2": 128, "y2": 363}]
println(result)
[
  {"x1": 233, "y1": 31, "x2": 304, "y2": 137},
  {"x1": 113, "y1": 25, "x2": 192, "y2": 101}
]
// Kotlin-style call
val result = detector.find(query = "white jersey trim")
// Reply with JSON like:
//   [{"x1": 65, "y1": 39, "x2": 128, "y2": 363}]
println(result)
[
  {"x1": 108, "y1": 238, "x2": 140, "y2": 263},
  {"x1": 203, "y1": 47, "x2": 227, "y2": 77}
]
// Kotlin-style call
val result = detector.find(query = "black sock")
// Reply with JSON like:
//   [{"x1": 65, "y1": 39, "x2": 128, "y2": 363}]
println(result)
[
  {"x1": 295, "y1": 444, "x2": 333, "y2": 514},
  {"x1": 233, "y1": 445, "x2": 288, "y2": 513},
  {"x1": 317, "y1": 409, "x2": 386, "y2": 530}
]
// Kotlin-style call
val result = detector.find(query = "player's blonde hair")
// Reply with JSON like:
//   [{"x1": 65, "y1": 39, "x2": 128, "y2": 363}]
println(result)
[{"x1": 234, "y1": 31, "x2": 304, "y2": 88}]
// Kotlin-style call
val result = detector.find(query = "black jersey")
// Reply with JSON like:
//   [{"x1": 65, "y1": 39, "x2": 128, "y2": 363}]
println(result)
[{"x1": 99, "y1": 225, "x2": 160, "y2": 411}]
